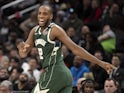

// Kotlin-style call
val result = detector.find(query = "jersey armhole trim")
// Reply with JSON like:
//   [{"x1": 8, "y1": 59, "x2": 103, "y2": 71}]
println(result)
[
  {"x1": 47, "y1": 23, "x2": 55, "y2": 44},
  {"x1": 35, "y1": 25, "x2": 41, "y2": 35},
  {"x1": 47, "y1": 27, "x2": 55, "y2": 44}
]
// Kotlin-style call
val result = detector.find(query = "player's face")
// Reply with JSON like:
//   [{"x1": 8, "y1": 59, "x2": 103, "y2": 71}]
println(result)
[{"x1": 38, "y1": 6, "x2": 53, "y2": 27}]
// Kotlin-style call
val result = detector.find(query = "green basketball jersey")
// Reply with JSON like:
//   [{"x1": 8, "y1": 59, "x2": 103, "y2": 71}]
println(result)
[{"x1": 34, "y1": 23, "x2": 63, "y2": 68}]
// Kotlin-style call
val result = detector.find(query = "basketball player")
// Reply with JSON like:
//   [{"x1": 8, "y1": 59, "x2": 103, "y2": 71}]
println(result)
[{"x1": 17, "y1": 5, "x2": 115, "y2": 93}]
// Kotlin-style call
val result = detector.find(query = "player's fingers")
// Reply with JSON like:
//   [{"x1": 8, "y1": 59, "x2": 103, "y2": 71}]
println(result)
[
  {"x1": 106, "y1": 65, "x2": 116, "y2": 74},
  {"x1": 25, "y1": 44, "x2": 30, "y2": 48},
  {"x1": 22, "y1": 44, "x2": 30, "y2": 52},
  {"x1": 105, "y1": 64, "x2": 111, "y2": 74},
  {"x1": 106, "y1": 67, "x2": 111, "y2": 74}
]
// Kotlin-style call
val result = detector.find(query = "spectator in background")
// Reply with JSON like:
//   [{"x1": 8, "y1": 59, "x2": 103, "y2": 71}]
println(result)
[
  {"x1": 101, "y1": 3, "x2": 120, "y2": 29},
  {"x1": 81, "y1": 79, "x2": 95, "y2": 93},
  {"x1": 0, "y1": 67, "x2": 9, "y2": 83},
  {"x1": 78, "y1": 25, "x2": 90, "y2": 48},
  {"x1": 77, "y1": 77, "x2": 86, "y2": 93},
  {"x1": 29, "y1": 47, "x2": 39, "y2": 58},
  {"x1": 4, "y1": 32, "x2": 18, "y2": 54},
  {"x1": 81, "y1": 25, "x2": 90, "y2": 35},
  {"x1": 111, "y1": 54, "x2": 121, "y2": 68},
  {"x1": 70, "y1": 55, "x2": 90, "y2": 87},
  {"x1": 9, "y1": 49, "x2": 20, "y2": 59},
  {"x1": 19, "y1": 11, "x2": 38, "y2": 39},
  {"x1": 66, "y1": 27, "x2": 80, "y2": 44},
  {"x1": 9, "y1": 67, "x2": 23, "y2": 85},
  {"x1": 27, "y1": 57, "x2": 40, "y2": 82},
  {"x1": 62, "y1": 8, "x2": 83, "y2": 36},
  {"x1": 0, "y1": 56, "x2": 9, "y2": 69},
  {"x1": 84, "y1": 0, "x2": 102, "y2": 24},
  {"x1": 104, "y1": 78, "x2": 122, "y2": 93},
  {"x1": 83, "y1": 0, "x2": 102, "y2": 32},
  {"x1": 110, "y1": 54, "x2": 124, "y2": 92},
  {"x1": 28, "y1": 47, "x2": 41, "y2": 64},
  {"x1": 0, "y1": 49, "x2": 4, "y2": 63},
  {"x1": 28, "y1": 76, "x2": 37, "y2": 92},
  {"x1": 0, "y1": 48, "x2": 9, "y2": 68},
  {"x1": 6, "y1": 32, "x2": 18, "y2": 46},
  {"x1": 0, "y1": 18, "x2": 10, "y2": 42},
  {"x1": 0, "y1": 80, "x2": 13, "y2": 93},
  {"x1": 85, "y1": 32, "x2": 104, "y2": 55},
  {"x1": 98, "y1": 25, "x2": 116, "y2": 54},
  {"x1": 8, "y1": 57, "x2": 21, "y2": 73},
  {"x1": 89, "y1": 50, "x2": 109, "y2": 92},
  {"x1": 13, "y1": 73, "x2": 32, "y2": 93},
  {"x1": 55, "y1": 10, "x2": 67, "y2": 26},
  {"x1": 21, "y1": 57, "x2": 40, "y2": 82},
  {"x1": 75, "y1": 0, "x2": 92, "y2": 21}
]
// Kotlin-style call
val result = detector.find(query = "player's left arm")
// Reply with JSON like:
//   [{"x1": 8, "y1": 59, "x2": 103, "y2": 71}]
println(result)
[{"x1": 50, "y1": 25, "x2": 116, "y2": 74}]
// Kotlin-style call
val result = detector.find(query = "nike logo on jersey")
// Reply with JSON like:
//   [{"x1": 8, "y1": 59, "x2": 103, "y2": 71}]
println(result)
[
  {"x1": 34, "y1": 83, "x2": 49, "y2": 93},
  {"x1": 35, "y1": 89, "x2": 49, "y2": 93}
]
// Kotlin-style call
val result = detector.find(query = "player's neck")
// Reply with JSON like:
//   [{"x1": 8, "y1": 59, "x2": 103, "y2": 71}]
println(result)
[{"x1": 40, "y1": 21, "x2": 51, "y2": 30}]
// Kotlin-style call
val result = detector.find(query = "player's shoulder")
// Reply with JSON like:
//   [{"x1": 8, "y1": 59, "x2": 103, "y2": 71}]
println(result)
[
  {"x1": 32, "y1": 25, "x2": 40, "y2": 31},
  {"x1": 29, "y1": 25, "x2": 40, "y2": 33},
  {"x1": 51, "y1": 23, "x2": 64, "y2": 31}
]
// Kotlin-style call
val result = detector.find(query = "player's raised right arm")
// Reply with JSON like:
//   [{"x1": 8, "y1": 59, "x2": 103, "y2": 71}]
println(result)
[{"x1": 17, "y1": 27, "x2": 36, "y2": 58}]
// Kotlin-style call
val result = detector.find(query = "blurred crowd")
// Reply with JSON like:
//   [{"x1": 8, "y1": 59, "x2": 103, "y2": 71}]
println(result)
[{"x1": 0, "y1": 0, "x2": 124, "y2": 93}]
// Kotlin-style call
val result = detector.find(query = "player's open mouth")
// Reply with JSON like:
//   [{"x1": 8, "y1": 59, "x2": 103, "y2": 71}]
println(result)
[
  {"x1": 39, "y1": 21, "x2": 44, "y2": 24},
  {"x1": 39, "y1": 19, "x2": 45, "y2": 24}
]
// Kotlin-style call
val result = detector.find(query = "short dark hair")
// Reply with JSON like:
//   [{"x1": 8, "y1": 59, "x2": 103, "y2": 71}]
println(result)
[
  {"x1": 81, "y1": 79, "x2": 95, "y2": 92},
  {"x1": 13, "y1": 67, "x2": 23, "y2": 73},
  {"x1": 105, "y1": 78, "x2": 119, "y2": 86},
  {"x1": 112, "y1": 53, "x2": 121, "y2": 61},
  {"x1": 40, "y1": 4, "x2": 53, "y2": 14}
]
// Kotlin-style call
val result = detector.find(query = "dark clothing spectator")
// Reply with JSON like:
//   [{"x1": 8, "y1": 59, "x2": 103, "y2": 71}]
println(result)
[
  {"x1": 75, "y1": 0, "x2": 92, "y2": 21},
  {"x1": 13, "y1": 73, "x2": 33, "y2": 93},
  {"x1": 84, "y1": 32, "x2": 104, "y2": 55},
  {"x1": 13, "y1": 83, "x2": 31, "y2": 92},
  {"x1": 111, "y1": 67, "x2": 124, "y2": 92},
  {"x1": 62, "y1": 9, "x2": 83, "y2": 36},
  {"x1": 90, "y1": 64, "x2": 109, "y2": 90}
]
